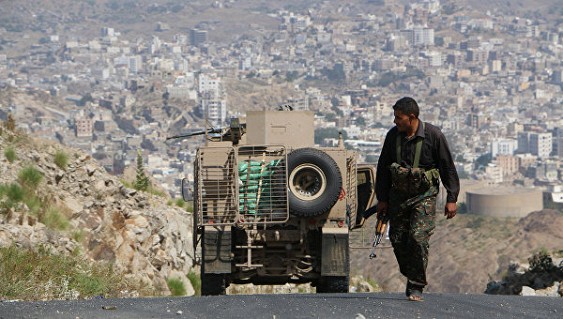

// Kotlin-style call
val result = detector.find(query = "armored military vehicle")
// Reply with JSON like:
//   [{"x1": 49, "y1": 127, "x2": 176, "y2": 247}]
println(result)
[{"x1": 179, "y1": 110, "x2": 376, "y2": 295}]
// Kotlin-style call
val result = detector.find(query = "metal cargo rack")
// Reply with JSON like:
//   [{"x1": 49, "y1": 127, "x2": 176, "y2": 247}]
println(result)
[{"x1": 195, "y1": 145, "x2": 289, "y2": 227}]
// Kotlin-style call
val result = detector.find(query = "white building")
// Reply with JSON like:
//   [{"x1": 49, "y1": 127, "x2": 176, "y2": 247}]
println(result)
[
  {"x1": 491, "y1": 138, "x2": 518, "y2": 158},
  {"x1": 201, "y1": 97, "x2": 227, "y2": 127},
  {"x1": 128, "y1": 56, "x2": 142, "y2": 74},
  {"x1": 518, "y1": 131, "x2": 552, "y2": 158},
  {"x1": 530, "y1": 132, "x2": 552, "y2": 159},
  {"x1": 407, "y1": 26, "x2": 434, "y2": 46},
  {"x1": 198, "y1": 73, "x2": 222, "y2": 97},
  {"x1": 484, "y1": 163, "x2": 503, "y2": 183}
]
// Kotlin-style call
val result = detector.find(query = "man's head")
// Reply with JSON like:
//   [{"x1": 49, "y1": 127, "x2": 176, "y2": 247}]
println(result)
[{"x1": 392, "y1": 97, "x2": 419, "y2": 134}]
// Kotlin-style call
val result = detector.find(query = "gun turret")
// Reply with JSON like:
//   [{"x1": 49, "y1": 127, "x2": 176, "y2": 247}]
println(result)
[{"x1": 166, "y1": 117, "x2": 246, "y2": 145}]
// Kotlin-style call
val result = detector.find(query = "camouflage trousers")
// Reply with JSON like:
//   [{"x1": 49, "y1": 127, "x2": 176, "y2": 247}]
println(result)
[{"x1": 388, "y1": 194, "x2": 437, "y2": 287}]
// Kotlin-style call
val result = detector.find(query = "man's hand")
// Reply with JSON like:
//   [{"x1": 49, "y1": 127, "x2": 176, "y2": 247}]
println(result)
[
  {"x1": 444, "y1": 202, "x2": 457, "y2": 219},
  {"x1": 376, "y1": 201, "x2": 389, "y2": 219}
]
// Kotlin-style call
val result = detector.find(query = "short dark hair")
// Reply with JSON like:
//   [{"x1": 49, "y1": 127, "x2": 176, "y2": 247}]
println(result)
[{"x1": 392, "y1": 97, "x2": 419, "y2": 118}]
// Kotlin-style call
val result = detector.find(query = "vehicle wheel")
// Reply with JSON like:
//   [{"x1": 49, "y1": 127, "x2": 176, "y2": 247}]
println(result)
[
  {"x1": 316, "y1": 276, "x2": 350, "y2": 293},
  {"x1": 287, "y1": 148, "x2": 342, "y2": 217},
  {"x1": 200, "y1": 273, "x2": 226, "y2": 296}
]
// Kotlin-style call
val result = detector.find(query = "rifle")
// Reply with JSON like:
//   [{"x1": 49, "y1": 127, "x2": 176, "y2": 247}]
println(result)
[{"x1": 369, "y1": 211, "x2": 389, "y2": 259}]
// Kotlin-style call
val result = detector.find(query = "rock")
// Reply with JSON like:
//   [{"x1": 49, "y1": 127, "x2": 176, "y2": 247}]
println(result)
[
  {"x1": 120, "y1": 186, "x2": 137, "y2": 198},
  {"x1": 55, "y1": 172, "x2": 65, "y2": 184},
  {"x1": 93, "y1": 179, "x2": 107, "y2": 193},
  {"x1": 520, "y1": 286, "x2": 536, "y2": 296},
  {"x1": 64, "y1": 197, "x2": 83, "y2": 214},
  {"x1": 85, "y1": 165, "x2": 97, "y2": 176},
  {"x1": 535, "y1": 282, "x2": 560, "y2": 297},
  {"x1": 78, "y1": 154, "x2": 90, "y2": 163}
]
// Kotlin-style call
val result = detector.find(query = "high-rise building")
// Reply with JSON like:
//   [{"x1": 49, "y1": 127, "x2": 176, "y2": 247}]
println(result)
[
  {"x1": 198, "y1": 73, "x2": 226, "y2": 127},
  {"x1": 530, "y1": 132, "x2": 552, "y2": 159},
  {"x1": 467, "y1": 49, "x2": 488, "y2": 64},
  {"x1": 201, "y1": 94, "x2": 227, "y2": 127},
  {"x1": 554, "y1": 128, "x2": 563, "y2": 159},
  {"x1": 101, "y1": 27, "x2": 115, "y2": 37},
  {"x1": 413, "y1": 26, "x2": 434, "y2": 46},
  {"x1": 520, "y1": 132, "x2": 552, "y2": 158},
  {"x1": 190, "y1": 28, "x2": 208, "y2": 47},
  {"x1": 401, "y1": 26, "x2": 434, "y2": 46}
]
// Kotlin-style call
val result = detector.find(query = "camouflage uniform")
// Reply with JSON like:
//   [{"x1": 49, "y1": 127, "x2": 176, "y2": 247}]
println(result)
[{"x1": 389, "y1": 184, "x2": 439, "y2": 286}]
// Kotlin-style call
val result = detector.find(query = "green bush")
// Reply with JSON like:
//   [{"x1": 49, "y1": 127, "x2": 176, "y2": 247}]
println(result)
[
  {"x1": 185, "y1": 201, "x2": 194, "y2": 213},
  {"x1": 54, "y1": 150, "x2": 69, "y2": 170},
  {"x1": 72, "y1": 230, "x2": 85, "y2": 243},
  {"x1": 18, "y1": 166, "x2": 43, "y2": 190},
  {"x1": 42, "y1": 206, "x2": 69, "y2": 230},
  {"x1": 4, "y1": 147, "x2": 16, "y2": 163},
  {"x1": 187, "y1": 270, "x2": 201, "y2": 296},
  {"x1": 529, "y1": 249, "x2": 555, "y2": 273},
  {"x1": 175, "y1": 198, "x2": 185, "y2": 208},
  {"x1": 0, "y1": 183, "x2": 25, "y2": 213},
  {"x1": 23, "y1": 195, "x2": 42, "y2": 215},
  {"x1": 167, "y1": 277, "x2": 186, "y2": 296},
  {"x1": 147, "y1": 185, "x2": 165, "y2": 197},
  {"x1": 3, "y1": 183, "x2": 24, "y2": 203}
]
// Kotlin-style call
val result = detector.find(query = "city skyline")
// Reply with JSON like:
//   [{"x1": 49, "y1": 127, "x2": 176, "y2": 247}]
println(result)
[{"x1": 0, "y1": 0, "x2": 561, "y2": 210}]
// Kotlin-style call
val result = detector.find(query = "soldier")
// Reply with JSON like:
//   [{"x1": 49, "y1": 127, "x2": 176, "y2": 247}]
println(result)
[{"x1": 375, "y1": 97, "x2": 459, "y2": 301}]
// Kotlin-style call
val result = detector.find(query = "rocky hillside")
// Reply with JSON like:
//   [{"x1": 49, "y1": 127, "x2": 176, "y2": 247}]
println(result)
[
  {"x1": 0, "y1": 127, "x2": 195, "y2": 297},
  {"x1": 351, "y1": 209, "x2": 563, "y2": 294}
]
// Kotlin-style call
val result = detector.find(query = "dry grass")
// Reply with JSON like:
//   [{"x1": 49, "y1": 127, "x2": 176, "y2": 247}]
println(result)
[{"x1": 0, "y1": 245, "x2": 124, "y2": 301}]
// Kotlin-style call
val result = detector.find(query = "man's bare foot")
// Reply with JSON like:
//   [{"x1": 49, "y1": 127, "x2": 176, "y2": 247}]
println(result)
[{"x1": 407, "y1": 290, "x2": 423, "y2": 301}]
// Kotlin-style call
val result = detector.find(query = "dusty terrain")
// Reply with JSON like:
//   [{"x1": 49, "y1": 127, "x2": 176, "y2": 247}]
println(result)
[{"x1": 351, "y1": 209, "x2": 563, "y2": 294}]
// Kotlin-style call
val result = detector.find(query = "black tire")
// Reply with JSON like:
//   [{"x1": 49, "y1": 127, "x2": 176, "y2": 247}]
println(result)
[
  {"x1": 316, "y1": 276, "x2": 350, "y2": 293},
  {"x1": 200, "y1": 273, "x2": 226, "y2": 296},
  {"x1": 287, "y1": 148, "x2": 342, "y2": 217}
]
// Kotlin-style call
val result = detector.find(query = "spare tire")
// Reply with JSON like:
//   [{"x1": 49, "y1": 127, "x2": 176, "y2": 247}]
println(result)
[{"x1": 287, "y1": 148, "x2": 342, "y2": 217}]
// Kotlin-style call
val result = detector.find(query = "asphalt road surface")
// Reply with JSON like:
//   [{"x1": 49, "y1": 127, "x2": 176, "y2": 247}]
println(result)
[{"x1": 1, "y1": 293, "x2": 561, "y2": 319}]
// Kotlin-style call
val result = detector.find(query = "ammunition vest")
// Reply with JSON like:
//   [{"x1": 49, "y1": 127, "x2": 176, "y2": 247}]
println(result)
[{"x1": 389, "y1": 122, "x2": 440, "y2": 198}]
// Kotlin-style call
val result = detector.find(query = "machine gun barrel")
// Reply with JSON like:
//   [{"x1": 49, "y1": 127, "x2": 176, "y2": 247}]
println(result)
[{"x1": 166, "y1": 128, "x2": 223, "y2": 141}]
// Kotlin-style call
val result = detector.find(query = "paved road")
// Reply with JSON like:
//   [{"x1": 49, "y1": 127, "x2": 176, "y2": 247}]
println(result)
[{"x1": 1, "y1": 293, "x2": 561, "y2": 319}]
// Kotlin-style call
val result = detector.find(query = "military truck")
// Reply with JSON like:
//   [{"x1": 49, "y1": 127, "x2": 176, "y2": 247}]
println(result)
[{"x1": 179, "y1": 110, "x2": 376, "y2": 295}]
